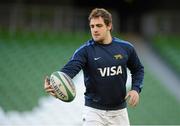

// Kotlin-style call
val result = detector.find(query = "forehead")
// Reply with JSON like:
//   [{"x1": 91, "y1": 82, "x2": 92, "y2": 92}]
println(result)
[{"x1": 89, "y1": 17, "x2": 105, "y2": 25}]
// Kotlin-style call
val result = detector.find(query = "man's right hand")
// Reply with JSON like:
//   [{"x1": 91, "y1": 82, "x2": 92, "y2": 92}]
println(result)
[{"x1": 44, "y1": 76, "x2": 57, "y2": 98}]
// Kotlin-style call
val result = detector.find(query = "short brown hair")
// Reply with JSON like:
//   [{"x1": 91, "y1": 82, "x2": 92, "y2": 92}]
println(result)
[{"x1": 88, "y1": 8, "x2": 112, "y2": 27}]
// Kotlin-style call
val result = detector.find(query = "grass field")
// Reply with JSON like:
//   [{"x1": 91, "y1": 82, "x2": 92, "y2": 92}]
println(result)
[
  {"x1": 128, "y1": 69, "x2": 180, "y2": 125},
  {"x1": 152, "y1": 35, "x2": 180, "y2": 74},
  {"x1": 0, "y1": 30, "x2": 179, "y2": 125}
]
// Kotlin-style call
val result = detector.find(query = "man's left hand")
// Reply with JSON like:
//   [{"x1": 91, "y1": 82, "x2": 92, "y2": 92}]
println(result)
[{"x1": 125, "y1": 90, "x2": 139, "y2": 107}]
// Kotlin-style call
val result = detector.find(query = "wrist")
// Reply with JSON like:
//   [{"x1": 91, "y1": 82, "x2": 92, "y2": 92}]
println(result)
[{"x1": 131, "y1": 87, "x2": 140, "y2": 93}]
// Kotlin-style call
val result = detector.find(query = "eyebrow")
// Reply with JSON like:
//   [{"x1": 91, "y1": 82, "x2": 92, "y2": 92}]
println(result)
[{"x1": 90, "y1": 24, "x2": 103, "y2": 27}]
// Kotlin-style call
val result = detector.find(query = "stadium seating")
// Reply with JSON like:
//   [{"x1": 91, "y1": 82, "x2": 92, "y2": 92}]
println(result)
[{"x1": 0, "y1": 30, "x2": 179, "y2": 125}]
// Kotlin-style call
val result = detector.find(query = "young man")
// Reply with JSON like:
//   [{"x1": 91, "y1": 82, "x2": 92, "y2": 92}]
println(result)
[{"x1": 44, "y1": 8, "x2": 144, "y2": 126}]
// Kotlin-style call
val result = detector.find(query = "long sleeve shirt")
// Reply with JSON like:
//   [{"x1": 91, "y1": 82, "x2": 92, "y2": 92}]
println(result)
[{"x1": 61, "y1": 37, "x2": 144, "y2": 110}]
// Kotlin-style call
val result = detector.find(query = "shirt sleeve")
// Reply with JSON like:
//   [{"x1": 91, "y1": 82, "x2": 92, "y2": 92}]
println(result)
[
  {"x1": 127, "y1": 46, "x2": 144, "y2": 93},
  {"x1": 60, "y1": 45, "x2": 87, "y2": 78}
]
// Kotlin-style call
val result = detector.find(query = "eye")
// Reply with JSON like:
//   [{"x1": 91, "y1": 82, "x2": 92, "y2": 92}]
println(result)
[
  {"x1": 96, "y1": 24, "x2": 103, "y2": 28},
  {"x1": 90, "y1": 25, "x2": 94, "y2": 28}
]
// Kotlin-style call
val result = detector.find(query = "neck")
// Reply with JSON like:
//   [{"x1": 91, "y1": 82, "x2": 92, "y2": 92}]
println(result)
[{"x1": 102, "y1": 33, "x2": 112, "y2": 44}]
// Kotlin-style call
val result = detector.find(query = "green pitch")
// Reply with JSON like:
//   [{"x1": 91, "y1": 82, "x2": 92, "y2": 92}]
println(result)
[
  {"x1": 152, "y1": 35, "x2": 180, "y2": 74},
  {"x1": 0, "y1": 30, "x2": 179, "y2": 125}
]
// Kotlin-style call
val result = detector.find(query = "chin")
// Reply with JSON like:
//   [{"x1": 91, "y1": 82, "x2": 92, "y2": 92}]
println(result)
[{"x1": 93, "y1": 37, "x2": 103, "y2": 43}]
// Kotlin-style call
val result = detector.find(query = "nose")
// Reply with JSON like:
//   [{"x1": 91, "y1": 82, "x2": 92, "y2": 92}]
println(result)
[{"x1": 93, "y1": 26, "x2": 98, "y2": 33}]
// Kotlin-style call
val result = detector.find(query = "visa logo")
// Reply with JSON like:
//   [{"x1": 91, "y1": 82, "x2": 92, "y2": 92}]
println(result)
[{"x1": 98, "y1": 65, "x2": 122, "y2": 77}]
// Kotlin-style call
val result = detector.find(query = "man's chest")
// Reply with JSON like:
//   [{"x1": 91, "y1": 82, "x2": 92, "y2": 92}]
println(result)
[
  {"x1": 88, "y1": 45, "x2": 129, "y2": 67},
  {"x1": 86, "y1": 45, "x2": 129, "y2": 77}
]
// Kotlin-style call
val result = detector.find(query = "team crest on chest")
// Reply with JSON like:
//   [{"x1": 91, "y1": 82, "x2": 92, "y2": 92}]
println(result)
[{"x1": 114, "y1": 54, "x2": 123, "y2": 60}]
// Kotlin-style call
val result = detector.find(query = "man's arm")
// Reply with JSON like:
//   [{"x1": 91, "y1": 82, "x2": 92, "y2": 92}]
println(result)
[
  {"x1": 126, "y1": 46, "x2": 144, "y2": 107},
  {"x1": 61, "y1": 45, "x2": 87, "y2": 78},
  {"x1": 44, "y1": 45, "x2": 87, "y2": 98}
]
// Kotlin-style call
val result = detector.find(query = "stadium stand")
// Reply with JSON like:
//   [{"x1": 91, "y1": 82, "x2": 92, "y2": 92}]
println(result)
[{"x1": 0, "y1": 30, "x2": 180, "y2": 125}]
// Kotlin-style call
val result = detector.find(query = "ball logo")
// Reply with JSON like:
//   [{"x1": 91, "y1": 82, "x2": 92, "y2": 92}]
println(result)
[
  {"x1": 50, "y1": 71, "x2": 76, "y2": 102},
  {"x1": 50, "y1": 75, "x2": 68, "y2": 100},
  {"x1": 98, "y1": 65, "x2": 122, "y2": 77}
]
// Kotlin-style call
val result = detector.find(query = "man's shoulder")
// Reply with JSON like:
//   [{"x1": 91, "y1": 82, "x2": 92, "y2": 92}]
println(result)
[
  {"x1": 85, "y1": 39, "x2": 95, "y2": 46},
  {"x1": 75, "y1": 39, "x2": 94, "y2": 53},
  {"x1": 113, "y1": 37, "x2": 134, "y2": 48}
]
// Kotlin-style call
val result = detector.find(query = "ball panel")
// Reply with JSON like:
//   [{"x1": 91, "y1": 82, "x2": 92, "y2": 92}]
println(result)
[
  {"x1": 50, "y1": 71, "x2": 76, "y2": 102},
  {"x1": 50, "y1": 74, "x2": 68, "y2": 101},
  {"x1": 60, "y1": 72, "x2": 76, "y2": 95},
  {"x1": 58, "y1": 72, "x2": 75, "y2": 102}
]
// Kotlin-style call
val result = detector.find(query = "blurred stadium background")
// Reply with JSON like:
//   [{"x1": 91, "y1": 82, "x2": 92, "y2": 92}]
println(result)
[{"x1": 0, "y1": 0, "x2": 180, "y2": 125}]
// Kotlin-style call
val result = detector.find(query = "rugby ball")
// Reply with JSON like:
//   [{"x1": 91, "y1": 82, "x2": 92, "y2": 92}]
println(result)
[{"x1": 50, "y1": 71, "x2": 76, "y2": 102}]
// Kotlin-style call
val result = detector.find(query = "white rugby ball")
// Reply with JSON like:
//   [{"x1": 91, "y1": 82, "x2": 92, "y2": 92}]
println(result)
[{"x1": 50, "y1": 71, "x2": 76, "y2": 102}]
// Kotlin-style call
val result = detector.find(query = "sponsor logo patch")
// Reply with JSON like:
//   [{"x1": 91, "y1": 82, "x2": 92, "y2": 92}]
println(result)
[{"x1": 98, "y1": 65, "x2": 122, "y2": 77}]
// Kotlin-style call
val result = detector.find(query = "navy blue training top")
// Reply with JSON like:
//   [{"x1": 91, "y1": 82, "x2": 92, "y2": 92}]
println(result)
[{"x1": 61, "y1": 37, "x2": 144, "y2": 110}]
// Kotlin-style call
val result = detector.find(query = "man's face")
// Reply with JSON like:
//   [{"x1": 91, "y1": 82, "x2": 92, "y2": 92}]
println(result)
[{"x1": 89, "y1": 17, "x2": 111, "y2": 43}]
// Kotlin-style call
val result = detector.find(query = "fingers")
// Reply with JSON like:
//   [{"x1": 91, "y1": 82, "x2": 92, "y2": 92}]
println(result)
[
  {"x1": 125, "y1": 93, "x2": 130, "y2": 100},
  {"x1": 45, "y1": 86, "x2": 54, "y2": 92},
  {"x1": 45, "y1": 76, "x2": 50, "y2": 85},
  {"x1": 129, "y1": 95, "x2": 138, "y2": 107},
  {"x1": 125, "y1": 90, "x2": 139, "y2": 107},
  {"x1": 44, "y1": 76, "x2": 57, "y2": 98},
  {"x1": 50, "y1": 92, "x2": 58, "y2": 98}
]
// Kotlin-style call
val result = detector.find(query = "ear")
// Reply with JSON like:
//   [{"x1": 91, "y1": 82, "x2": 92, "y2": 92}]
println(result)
[{"x1": 107, "y1": 23, "x2": 112, "y2": 31}]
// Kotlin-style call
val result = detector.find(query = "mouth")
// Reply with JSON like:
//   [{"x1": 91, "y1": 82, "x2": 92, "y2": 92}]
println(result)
[{"x1": 93, "y1": 34, "x2": 100, "y2": 37}]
